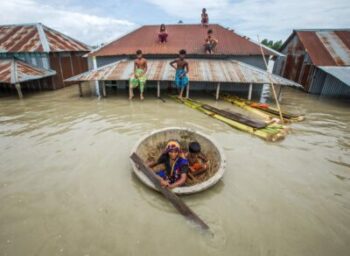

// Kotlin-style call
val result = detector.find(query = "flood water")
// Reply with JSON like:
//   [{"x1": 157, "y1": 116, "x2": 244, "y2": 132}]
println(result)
[{"x1": 0, "y1": 86, "x2": 349, "y2": 256}]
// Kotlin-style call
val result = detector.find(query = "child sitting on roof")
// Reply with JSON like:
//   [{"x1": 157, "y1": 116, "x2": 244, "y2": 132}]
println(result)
[
  {"x1": 204, "y1": 29, "x2": 218, "y2": 54},
  {"x1": 185, "y1": 142, "x2": 209, "y2": 175},
  {"x1": 158, "y1": 24, "x2": 168, "y2": 43},
  {"x1": 201, "y1": 8, "x2": 209, "y2": 27},
  {"x1": 170, "y1": 49, "x2": 189, "y2": 99},
  {"x1": 149, "y1": 140, "x2": 189, "y2": 189},
  {"x1": 129, "y1": 49, "x2": 147, "y2": 100}
]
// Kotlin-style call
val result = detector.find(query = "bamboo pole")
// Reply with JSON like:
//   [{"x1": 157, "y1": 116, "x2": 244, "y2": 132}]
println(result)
[
  {"x1": 257, "y1": 35, "x2": 284, "y2": 124},
  {"x1": 173, "y1": 96, "x2": 286, "y2": 142}
]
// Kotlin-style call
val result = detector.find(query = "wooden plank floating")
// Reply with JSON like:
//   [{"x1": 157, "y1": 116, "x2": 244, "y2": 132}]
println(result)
[
  {"x1": 130, "y1": 153, "x2": 210, "y2": 231},
  {"x1": 202, "y1": 104, "x2": 267, "y2": 129}
]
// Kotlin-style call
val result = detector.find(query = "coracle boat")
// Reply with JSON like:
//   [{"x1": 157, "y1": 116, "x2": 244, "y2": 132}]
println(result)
[{"x1": 130, "y1": 127, "x2": 226, "y2": 195}]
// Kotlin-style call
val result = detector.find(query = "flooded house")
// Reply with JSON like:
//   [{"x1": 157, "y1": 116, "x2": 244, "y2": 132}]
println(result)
[
  {"x1": 273, "y1": 29, "x2": 350, "y2": 98},
  {"x1": 0, "y1": 23, "x2": 90, "y2": 98},
  {"x1": 66, "y1": 24, "x2": 299, "y2": 99}
]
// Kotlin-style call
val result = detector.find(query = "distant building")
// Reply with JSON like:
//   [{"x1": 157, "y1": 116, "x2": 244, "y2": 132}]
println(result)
[
  {"x1": 274, "y1": 29, "x2": 350, "y2": 98},
  {"x1": 0, "y1": 23, "x2": 90, "y2": 98},
  {"x1": 68, "y1": 24, "x2": 298, "y2": 99}
]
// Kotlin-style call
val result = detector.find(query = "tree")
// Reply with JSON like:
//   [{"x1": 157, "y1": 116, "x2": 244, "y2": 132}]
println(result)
[{"x1": 261, "y1": 39, "x2": 283, "y2": 51}]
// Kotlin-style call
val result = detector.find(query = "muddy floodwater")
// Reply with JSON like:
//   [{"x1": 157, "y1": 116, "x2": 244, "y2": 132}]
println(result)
[{"x1": 0, "y1": 86, "x2": 349, "y2": 256}]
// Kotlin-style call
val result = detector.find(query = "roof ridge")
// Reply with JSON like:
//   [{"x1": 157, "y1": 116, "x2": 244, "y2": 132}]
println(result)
[
  {"x1": 42, "y1": 24, "x2": 91, "y2": 51},
  {"x1": 36, "y1": 23, "x2": 51, "y2": 52},
  {"x1": 294, "y1": 28, "x2": 350, "y2": 32},
  {"x1": 0, "y1": 22, "x2": 39, "y2": 27},
  {"x1": 89, "y1": 26, "x2": 142, "y2": 56}
]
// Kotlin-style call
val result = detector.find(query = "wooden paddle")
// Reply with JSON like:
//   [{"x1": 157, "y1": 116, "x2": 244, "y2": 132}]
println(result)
[{"x1": 130, "y1": 153, "x2": 210, "y2": 231}]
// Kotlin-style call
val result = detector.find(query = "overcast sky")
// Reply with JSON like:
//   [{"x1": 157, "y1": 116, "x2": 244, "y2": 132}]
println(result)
[{"x1": 1, "y1": 0, "x2": 349, "y2": 46}]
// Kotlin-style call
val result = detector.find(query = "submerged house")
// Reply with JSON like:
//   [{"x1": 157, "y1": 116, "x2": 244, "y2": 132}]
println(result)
[
  {"x1": 0, "y1": 23, "x2": 90, "y2": 98},
  {"x1": 66, "y1": 24, "x2": 300, "y2": 99},
  {"x1": 274, "y1": 29, "x2": 350, "y2": 97}
]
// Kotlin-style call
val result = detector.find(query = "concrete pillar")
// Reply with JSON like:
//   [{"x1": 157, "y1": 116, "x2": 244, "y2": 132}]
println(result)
[
  {"x1": 186, "y1": 82, "x2": 190, "y2": 98},
  {"x1": 102, "y1": 81, "x2": 107, "y2": 97},
  {"x1": 92, "y1": 56, "x2": 100, "y2": 97},
  {"x1": 15, "y1": 83, "x2": 23, "y2": 99},
  {"x1": 216, "y1": 82, "x2": 221, "y2": 100},
  {"x1": 248, "y1": 83, "x2": 253, "y2": 100},
  {"x1": 157, "y1": 81, "x2": 160, "y2": 98}
]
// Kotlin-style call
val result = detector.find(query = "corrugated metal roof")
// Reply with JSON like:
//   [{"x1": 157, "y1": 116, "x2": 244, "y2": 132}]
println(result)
[
  {"x1": 90, "y1": 24, "x2": 277, "y2": 57},
  {"x1": 65, "y1": 59, "x2": 300, "y2": 87},
  {"x1": 295, "y1": 29, "x2": 350, "y2": 66},
  {"x1": 0, "y1": 58, "x2": 56, "y2": 84},
  {"x1": 318, "y1": 66, "x2": 350, "y2": 87},
  {"x1": 0, "y1": 23, "x2": 90, "y2": 53}
]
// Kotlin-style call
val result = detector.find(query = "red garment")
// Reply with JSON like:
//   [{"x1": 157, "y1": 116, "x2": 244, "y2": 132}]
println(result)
[{"x1": 158, "y1": 33, "x2": 168, "y2": 43}]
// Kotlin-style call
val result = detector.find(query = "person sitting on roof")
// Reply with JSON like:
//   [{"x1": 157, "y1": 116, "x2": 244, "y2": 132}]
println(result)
[
  {"x1": 204, "y1": 29, "x2": 218, "y2": 54},
  {"x1": 158, "y1": 24, "x2": 168, "y2": 43},
  {"x1": 185, "y1": 142, "x2": 209, "y2": 176},
  {"x1": 149, "y1": 140, "x2": 189, "y2": 189},
  {"x1": 170, "y1": 49, "x2": 189, "y2": 99},
  {"x1": 201, "y1": 8, "x2": 209, "y2": 27},
  {"x1": 129, "y1": 49, "x2": 147, "y2": 100}
]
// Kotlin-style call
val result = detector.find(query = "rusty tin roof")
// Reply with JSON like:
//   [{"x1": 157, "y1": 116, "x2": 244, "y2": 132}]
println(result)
[
  {"x1": 0, "y1": 23, "x2": 90, "y2": 53},
  {"x1": 0, "y1": 58, "x2": 56, "y2": 84},
  {"x1": 281, "y1": 29, "x2": 350, "y2": 66},
  {"x1": 65, "y1": 58, "x2": 300, "y2": 86},
  {"x1": 89, "y1": 24, "x2": 278, "y2": 57}
]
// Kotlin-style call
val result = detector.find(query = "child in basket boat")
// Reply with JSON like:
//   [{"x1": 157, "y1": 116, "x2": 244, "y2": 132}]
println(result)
[
  {"x1": 149, "y1": 140, "x2": 189, "y2": 189},
  {"x1": 185, "y1": 141, "x2": 209, "y2": 176}
]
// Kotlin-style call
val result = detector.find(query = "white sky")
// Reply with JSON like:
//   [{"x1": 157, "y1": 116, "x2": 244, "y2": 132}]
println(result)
[{"x1": 1, "y1": 0, "x2": 349, "y2": 46}]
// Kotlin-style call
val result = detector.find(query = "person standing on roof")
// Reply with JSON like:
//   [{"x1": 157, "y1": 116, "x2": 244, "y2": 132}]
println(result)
[
  {"x1": 204, "y1": 29, "x2": 218, "y2": 54},
  {"x1": 201, "y1": 8, "x2": 209, "y2": 27},
  {"x1": 170, "y1": 49, "x2": 189, "y2": 99},
  {"x1": 129, "y1": 49, "x2": 147, "y2": 100},
  {"x1": 158, "y1": 24, "x2": 168, "y2": 43}
]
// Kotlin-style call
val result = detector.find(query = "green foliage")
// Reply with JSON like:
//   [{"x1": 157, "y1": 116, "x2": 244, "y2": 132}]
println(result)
[{"x1": 261, "y1": 39, "x2": 283, "y2": 51}]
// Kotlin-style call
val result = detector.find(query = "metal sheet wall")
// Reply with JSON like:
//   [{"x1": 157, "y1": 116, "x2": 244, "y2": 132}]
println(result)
[{"x1": 50, "y1": 52, "x2": 89, "y2": 89}]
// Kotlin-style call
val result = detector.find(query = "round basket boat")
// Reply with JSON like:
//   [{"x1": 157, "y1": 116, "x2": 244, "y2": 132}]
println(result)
[{"x1": 130, "y1": 127, "x2": 226, "y2": 195}]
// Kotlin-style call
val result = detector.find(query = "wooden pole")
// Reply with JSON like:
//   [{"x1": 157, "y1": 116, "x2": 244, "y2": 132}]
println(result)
[
  {"x1": 78, "y1": 82, "x2": 83, "y2": 97},
  {"x1": 157, "y1": 81, "x2": 160, "y2": 98},
  {"x1": 186, "y1": 82, "x2": 190, "y2": 98},
  {"x1": 15, "y1": 83, "x2": 23, "y2": 99},
  {"x1": 216, "y1": 82, "x2": 221, "y2": 100},
  {"x1": 102, "y1": 81, "x2": 107, "y2": 97},
  {"x1": 257, "y1": 35, "x2": 284, "y2": 124},
  {"x1": 248, "y1": 83, "x2": 253, "y2": 100},
  {"x1": 130, "y1": 153, "x2": 210, "y2": 231}
]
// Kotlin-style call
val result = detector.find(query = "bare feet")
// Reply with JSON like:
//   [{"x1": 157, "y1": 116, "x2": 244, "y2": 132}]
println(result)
[{"x1": 140, "y1": 95, "x2": 144, "y2": 101}]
